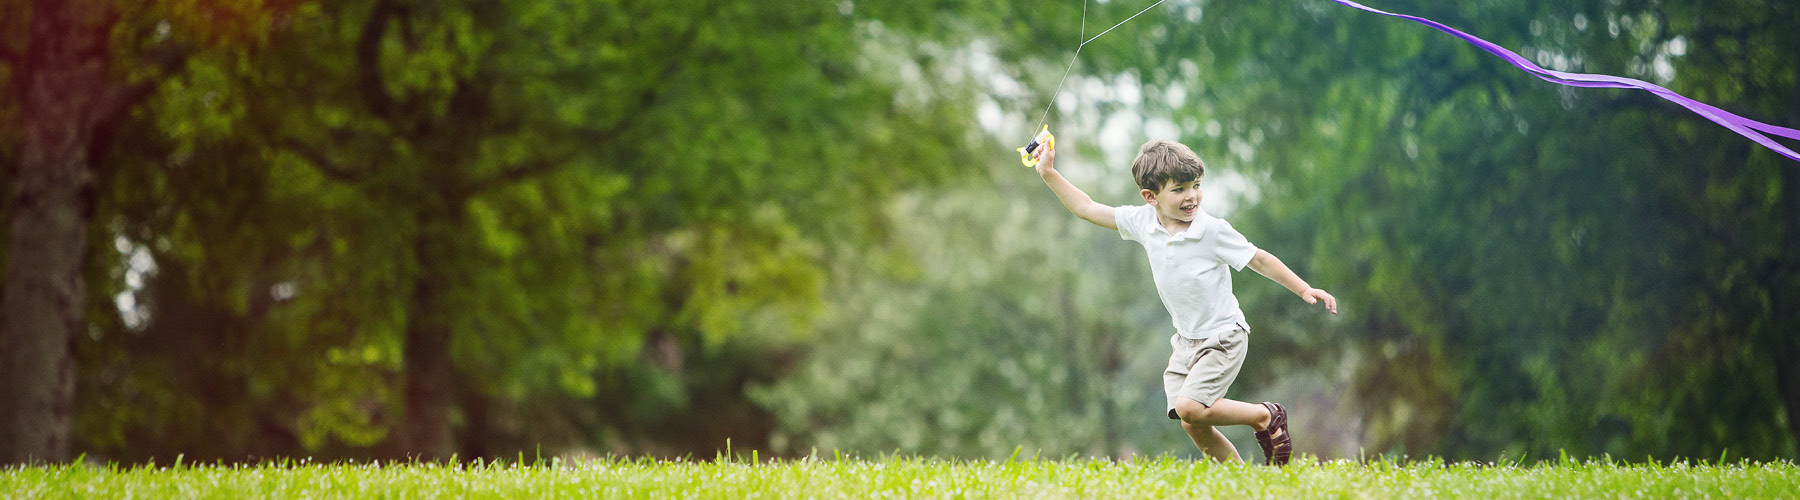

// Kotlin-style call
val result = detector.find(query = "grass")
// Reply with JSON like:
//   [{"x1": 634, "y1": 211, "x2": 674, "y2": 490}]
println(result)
[{"x1": 3, "y1": 453, "x2": 1796, "y2": 499}]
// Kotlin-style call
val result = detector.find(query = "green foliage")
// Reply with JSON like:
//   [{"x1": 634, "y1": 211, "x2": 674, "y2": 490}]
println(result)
[
  {"x1": 70, "y1": 0, "x2": 990, "y2": 460},
  {"x1": 1145, "y1": 0, "x2": 1800, "y2": 461},
  {"x1": 14, "y1": 0, "x2": 1795, "y2": 463},
  {"x1": 752, "y1": 176, "x2": 1182, "y2": 458},
  {"x1": 760, "y1": 0, "x2": 1799, "y2": 463}
]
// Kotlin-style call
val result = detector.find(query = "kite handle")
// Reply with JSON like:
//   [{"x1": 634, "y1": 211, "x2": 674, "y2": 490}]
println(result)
[{"x1": 1018, "y1": 126, "x2": 1056, "y2": 167}]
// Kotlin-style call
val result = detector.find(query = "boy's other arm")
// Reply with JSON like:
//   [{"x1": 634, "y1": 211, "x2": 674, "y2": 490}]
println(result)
[
  {"x1": 1032, "y1": 147, "x2": 1117, "y2": 230},
  {"x1": 1246, "y1": 249, "x2": 1339, "y2": 314}
]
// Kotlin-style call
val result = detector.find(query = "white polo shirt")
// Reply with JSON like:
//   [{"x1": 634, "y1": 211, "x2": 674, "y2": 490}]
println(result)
[{"x1": 1115, "y1": 204, "x2": 1258, "y2": 340}]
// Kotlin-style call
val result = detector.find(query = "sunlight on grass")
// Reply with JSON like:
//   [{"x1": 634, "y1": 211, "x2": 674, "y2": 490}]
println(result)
[{"x1": 3, "y1": 454, "x2": 1796, "y2": 499}]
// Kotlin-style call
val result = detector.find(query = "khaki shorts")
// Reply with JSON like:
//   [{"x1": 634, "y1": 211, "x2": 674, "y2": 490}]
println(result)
[{"x1": 1163, "y1": 326, "x2": 1249, "y2": 419}]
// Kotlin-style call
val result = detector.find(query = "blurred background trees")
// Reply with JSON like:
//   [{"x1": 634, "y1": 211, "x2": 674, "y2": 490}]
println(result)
[{"x1": 2, "y1": 0, "x2": 1795, "y2": 464}]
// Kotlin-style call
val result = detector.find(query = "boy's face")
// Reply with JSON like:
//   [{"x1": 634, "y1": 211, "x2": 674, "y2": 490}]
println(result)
[{"x1": 1142, "y1": 178, "x2": 1203, "y2": 223}]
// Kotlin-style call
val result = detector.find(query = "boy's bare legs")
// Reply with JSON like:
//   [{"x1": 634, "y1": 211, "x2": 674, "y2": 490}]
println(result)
[
  {"x1": 1180, "y1": 421, "x2": 1241, "y2": 462},
  {"x1": 1173, "y1": 397, "x2": 1273, "y2": 461}
]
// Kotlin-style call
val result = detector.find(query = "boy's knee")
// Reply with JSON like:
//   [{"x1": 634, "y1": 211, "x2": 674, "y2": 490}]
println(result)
[
  {"x1": 1179, "y1": 420, "x2": 1212, "y2": 435},
  {"x1": 1174, "y1": 398, "x2": 1213, "y2": 425}
]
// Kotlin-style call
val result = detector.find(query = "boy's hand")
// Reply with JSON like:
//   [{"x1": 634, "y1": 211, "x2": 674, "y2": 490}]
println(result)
[
  {"x1": 1302, "y1": 288, "x2": 1338, "y2": 314},
  {"x1": 1031, "y1": 144, "x2": 1055, "y2": 176}
]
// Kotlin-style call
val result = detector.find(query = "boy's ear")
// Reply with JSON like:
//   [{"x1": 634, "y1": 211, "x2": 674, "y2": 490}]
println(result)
[{"x1": 1140, "y1": 188, "x2": 1157, "y2": 205}]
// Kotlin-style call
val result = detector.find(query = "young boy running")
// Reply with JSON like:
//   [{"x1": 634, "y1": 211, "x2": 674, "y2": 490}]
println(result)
[{"x1": 1030, "y1": 139, "x2": 1337, "y2": 465}]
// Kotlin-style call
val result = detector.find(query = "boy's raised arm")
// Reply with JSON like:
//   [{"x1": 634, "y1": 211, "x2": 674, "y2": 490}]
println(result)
[
  {"x1": 1247, "y1": 249, "x2": 1339, "y2": 314},
  {"x1": 1032, "y1": 147, "x2": 1117, "y2": 230}
]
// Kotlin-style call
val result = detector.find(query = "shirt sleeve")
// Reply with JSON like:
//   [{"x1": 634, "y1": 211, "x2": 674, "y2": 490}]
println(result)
[
  {"x1": 1115, "y1": 204, "x2": 1150, "y2": 242},
  {"x1": 1213, "y1": 219, "x2": 1258, "y2": 271}
]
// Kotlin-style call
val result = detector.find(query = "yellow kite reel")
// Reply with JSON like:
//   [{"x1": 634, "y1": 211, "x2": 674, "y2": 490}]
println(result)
[{"x1": 1017, "y1": 126, "x2": 1055, "y2": 167}]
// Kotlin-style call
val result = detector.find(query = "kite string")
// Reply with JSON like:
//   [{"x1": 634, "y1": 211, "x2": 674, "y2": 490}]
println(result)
[
  {"x1": 1032, "y1": 1, "x2": 1086, "y2": 130},
  {"x1": 1328, "y1": 0, "x2": 1799, "y2": 161},
  {"x1": 1024, "y1": 0, "x2": 1798, "y2": 162},
  {"x1": 1032, "y1": 48, "x2": 1081, "y2": 130},
  {"x1": 1080, "y1": 0, "x2": 1169, "y2": 47},
  {"x1": 1034, "y1": 0, "x2": 1170, "y2": 131}
]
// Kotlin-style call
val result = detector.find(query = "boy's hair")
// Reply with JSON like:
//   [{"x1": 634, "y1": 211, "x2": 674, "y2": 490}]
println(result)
[{"x1": 1131, "y1": 140, "x2": 1205, "y2": 193}]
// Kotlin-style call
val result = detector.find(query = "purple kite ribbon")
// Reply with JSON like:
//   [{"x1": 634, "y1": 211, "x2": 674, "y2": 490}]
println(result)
[{"x1": 1331, "y1": 0, "x2": 1800, "y2": 162}]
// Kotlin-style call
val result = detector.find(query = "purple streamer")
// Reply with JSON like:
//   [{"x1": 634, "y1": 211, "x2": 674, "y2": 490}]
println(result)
[{"x1": 1331, "y1": 0, "x2": 1800, "y2": 162}]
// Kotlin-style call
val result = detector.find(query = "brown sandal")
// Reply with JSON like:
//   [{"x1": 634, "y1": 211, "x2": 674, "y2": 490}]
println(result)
[{"x1": 1254, "y1": 402, "x2": 1292, "y2": 466}]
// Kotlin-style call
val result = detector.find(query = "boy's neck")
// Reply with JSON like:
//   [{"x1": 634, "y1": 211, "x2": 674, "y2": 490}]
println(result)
[{"x1": 1158, "y1": 214, "x2": 1193, "y2": 235}]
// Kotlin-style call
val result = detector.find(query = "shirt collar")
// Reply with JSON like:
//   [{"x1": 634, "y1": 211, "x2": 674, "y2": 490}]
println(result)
[{"x1": 1151, "y1": 208, "x2": 1213, "y2": 240}]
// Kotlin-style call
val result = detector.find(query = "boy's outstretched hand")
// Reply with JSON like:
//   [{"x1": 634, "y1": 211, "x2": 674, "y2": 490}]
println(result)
[
  {"x1": 1302, "y1": 288, "x2": 1338, "y2": 314},
  {"x1": 1031, "y1": 143, "x2": 1055, "y2": 176}
]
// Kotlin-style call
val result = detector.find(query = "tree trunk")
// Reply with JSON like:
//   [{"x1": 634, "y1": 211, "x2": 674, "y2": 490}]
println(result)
[
  {"x1": 1774, "y1": 290, "x2": 1800, "y2": 454},
  {"x1": 0, "y1": 0, "x2": 117, "y2": 465},
  {"x1": 1770, "y1": 160, "x2": 1800, "y2": 453},
  {"x1": 399, "y1": 226, "x2": 455, "y2": 460}
]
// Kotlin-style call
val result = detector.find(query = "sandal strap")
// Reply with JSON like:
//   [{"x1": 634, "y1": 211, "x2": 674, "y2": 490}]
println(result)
[{"x1": 1261, "y1": 402, "x2": 1293, "y2": 466}]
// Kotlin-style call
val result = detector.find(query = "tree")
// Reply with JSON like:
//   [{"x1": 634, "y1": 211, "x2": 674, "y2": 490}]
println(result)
[
  {"x1": 72, "y1": 0, "x2": 988, "y2": 461},
  {"x1": 0, "y1": 0, "x2": 112, "y2": 464},
  {"x1": 0, "y1": 0, "x2": 263, "y2": 464}
]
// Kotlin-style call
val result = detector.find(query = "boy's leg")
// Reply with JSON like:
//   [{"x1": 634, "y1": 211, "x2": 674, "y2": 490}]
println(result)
[
  {"x1": 1172, "y1": 397, "x2": 1271, "y2": 430},
  {"x1": 1165, "y1": 328, "x2": 1280, "y2": 462},
  {"x1": 1179, "y1": 420, "x2": 1241, "y2": 463},
  {"x1": 1176, "y1": 397, "x2": 1291, "y2": 465}
]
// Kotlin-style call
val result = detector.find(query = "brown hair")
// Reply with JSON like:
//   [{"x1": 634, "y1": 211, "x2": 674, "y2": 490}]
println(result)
[{"x1": 1131, "y1": 140, "x2": 1205, "y2": 193}]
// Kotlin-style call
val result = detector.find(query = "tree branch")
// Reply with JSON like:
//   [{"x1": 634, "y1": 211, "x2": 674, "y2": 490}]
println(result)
[
  {"x1": 495, "y1": 4, "x2": 716, "y2": 189},
  {"x1": 446, "y1": 0, "x2": 725, "y2": 196},
  {"x1": 82, "y1": 41, "x2": 192, "y2": 180},
  {"x1": 462, "y1": 155, "x2": 572, "y2": 197},
  {"x1": 277, "y1": 137, "x2": 366, "y2": 183},
  {"x1": 139, "y1": 37, "x2": 191, "y2": 80},
  {"x1": 357, "y1": 0, "x2": 401, "y2": 122},
  {"x1": 576, "y1": 10, "x2": 709, "y2": 150},
  {"x1": 107, "y1": 43, "x2": 190, "y2": 122}
]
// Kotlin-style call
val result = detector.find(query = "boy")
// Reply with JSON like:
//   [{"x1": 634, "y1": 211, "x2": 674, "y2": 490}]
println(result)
[{"x1": 1030, "y1": 139, "x2": 1337, "y2": 465}]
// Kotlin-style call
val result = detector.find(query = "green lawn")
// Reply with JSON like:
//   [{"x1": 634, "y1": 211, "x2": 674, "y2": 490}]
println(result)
[{"x1": 4, "y1": 454, "x2": 1795, "y2": 499}]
